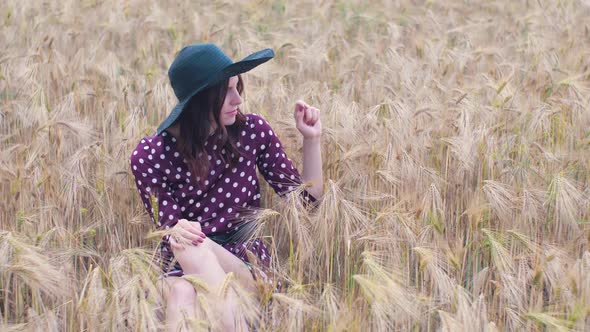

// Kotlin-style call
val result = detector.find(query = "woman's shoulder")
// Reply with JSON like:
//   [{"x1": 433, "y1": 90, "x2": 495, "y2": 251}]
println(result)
[
  {"x1": 243, "y1": 113, "x2": 275, "y2": 135},
  {"x1": 129, "y1": 132, "x2": 172, "y2": 166}
]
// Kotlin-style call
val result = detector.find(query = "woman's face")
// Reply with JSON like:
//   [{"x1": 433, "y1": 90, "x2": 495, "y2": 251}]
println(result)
[{"x1": 218, "y1": 75, "x2": 242, "y2": 126}]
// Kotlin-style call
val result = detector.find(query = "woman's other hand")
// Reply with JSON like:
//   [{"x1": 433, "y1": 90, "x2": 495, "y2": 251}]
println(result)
[
  {"x1": 294, "y1": 100, "x2": 322, "y2": 140},
  {"x1": 169, "y1": 218, "x2": 207, "y2": 250}
]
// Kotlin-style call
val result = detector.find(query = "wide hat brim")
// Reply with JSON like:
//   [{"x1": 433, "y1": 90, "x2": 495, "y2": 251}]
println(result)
[{"x1": 156, "y1": 48, "x2": 274, "y2": 136}]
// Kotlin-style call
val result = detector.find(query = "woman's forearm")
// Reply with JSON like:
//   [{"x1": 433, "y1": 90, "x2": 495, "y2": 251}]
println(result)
[{"x1": 301, "y1": 137, "x2": 323, "y2": 199}]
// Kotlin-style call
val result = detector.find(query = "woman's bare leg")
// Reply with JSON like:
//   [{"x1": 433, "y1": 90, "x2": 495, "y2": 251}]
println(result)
[
  {"x1": 159, "y1": 276, "x2": 197, "y2": 332},
  {"x1": 208, "y1": 240, "x2": 260, "y2": 330},
  {"x1": 207, "y1": 240, "x2": 257, "y2": 292},
  {"x1": 172, "y1": 238, "x2": 227, "y2": 289},
  {"x1": 172, "y1": 238, "x2": 249, "y2": 331}
]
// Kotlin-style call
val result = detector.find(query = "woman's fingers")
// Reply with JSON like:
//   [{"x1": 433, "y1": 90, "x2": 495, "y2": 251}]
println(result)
[
  {"x1": 185, "y1": 222, "x2": 205, "y2": 238},
  {"x1": 294, "y1": 101, "x2": 321, "y2": 124},
  {"x1": 311, "y1": 107, "x2": 319, "y2": 124},
  {"x1": 304, "y1": 107, "x2": 313, "y2": 124},
  {"x1": 179, "y1": 228, "x2": 202, "y2": 244},
  {"x1": 294, "y1": 100, "x2": 309, "y2": 120},
  {"x1": 169, "y1": 229, "x2": 203, "y2": 251},
  {"x1": 178, "y1": 218, "x2": 206, "y2": 239},
  {"x1": 304, "y1": 107, "x2": 320, "y2": 125},
  {"x1": 190, "y1": 222, "x2": 206, "y2": 238},
  {"x1": 295, "y1": 106, "x2": 305, "y2": 126},
  {"x1": 169, "y1": 236, "x2": 184, "y2": 250},
  {"x1": 171, "y1": 219, "x2": 205, "y2": 249},
  {"x1": 295, "y1": 100, "x2": 307, "y2": 112}
]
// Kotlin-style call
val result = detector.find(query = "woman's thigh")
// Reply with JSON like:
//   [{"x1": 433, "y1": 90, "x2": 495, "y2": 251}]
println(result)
[
  {"x1": 207, "y1": 240, "x2": 255, "y2": 291},
  {"x1": 172, "y1": 239, "x2": 226, "y2": 279},
  {"x1": 158, "y1": 276, "x2": 194, "y2": 302}
]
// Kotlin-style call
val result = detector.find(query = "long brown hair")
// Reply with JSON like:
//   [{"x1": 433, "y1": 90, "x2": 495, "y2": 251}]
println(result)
[{"x1": 173, "y1": 75, "x2": 246, "y2": 188}]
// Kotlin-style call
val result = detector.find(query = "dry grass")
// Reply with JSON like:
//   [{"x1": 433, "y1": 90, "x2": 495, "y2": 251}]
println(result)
[{"x1": 2, "y1": 0, "x2": 590, "y2": 330}]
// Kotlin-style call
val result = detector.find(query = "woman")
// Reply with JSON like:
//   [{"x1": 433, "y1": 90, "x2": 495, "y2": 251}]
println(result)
[{"x1": 129, "y1": 43, "x2": 323, "y2": 331}]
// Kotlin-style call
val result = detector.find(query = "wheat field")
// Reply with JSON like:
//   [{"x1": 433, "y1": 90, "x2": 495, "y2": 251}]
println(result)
[{"x1": 2, "y1": 0, "x2": 590, "y2": 331}]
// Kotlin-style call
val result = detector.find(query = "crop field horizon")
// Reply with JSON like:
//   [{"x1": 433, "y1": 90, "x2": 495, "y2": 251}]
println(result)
[{"x1": 2, "y1": 0, "x2": 590, "y2": 331}]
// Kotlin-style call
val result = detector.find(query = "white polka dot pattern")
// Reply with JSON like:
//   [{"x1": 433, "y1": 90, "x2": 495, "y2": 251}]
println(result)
[
  {"x1": 251, "y1": 114, "x2": 315, "y2": 201},
  {"x1": 130, "y1": 113, "x2": 316, "y2": 276}
]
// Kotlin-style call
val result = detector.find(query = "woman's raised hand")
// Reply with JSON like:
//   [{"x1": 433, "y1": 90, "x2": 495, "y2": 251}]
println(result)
[
  {"x1": 169, "y1": 218, "x2": 207, "y2": 250},
  {"x1": 294, "y1": 100, "x2": 322, "y2": 139}
]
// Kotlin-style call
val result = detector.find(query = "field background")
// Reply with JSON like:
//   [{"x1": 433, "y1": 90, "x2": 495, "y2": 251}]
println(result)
[{"x1": 2, "y1": 0, "x2": 590, "y2": 331}]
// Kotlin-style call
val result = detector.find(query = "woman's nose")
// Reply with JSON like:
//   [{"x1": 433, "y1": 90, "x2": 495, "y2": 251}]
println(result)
[{"x1": 232, "y1": 92, "x2": 242, "y2": 106}]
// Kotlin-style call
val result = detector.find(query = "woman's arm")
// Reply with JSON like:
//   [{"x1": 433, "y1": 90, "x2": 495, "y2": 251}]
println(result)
[
  {"x1": 250, "y1": 113, "x2": 319, "y2": 204},
  {"x1": 301, "y1": 136, "x2": 323, "y2": 200},
  {"x1": 295, "y1": 101, "x2": 323, "y2": 200},
  {"x1": 130, "y1": 138, "x2": 205, "y2": 245}
]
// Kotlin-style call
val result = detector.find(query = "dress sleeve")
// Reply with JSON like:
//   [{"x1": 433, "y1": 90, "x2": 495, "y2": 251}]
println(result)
[
  {"x1": 251, "y1": 115, "x2": 318, "y2": 207},
  {"x1": 129, "y1": 139, "x2": 183, "y2": 239}
]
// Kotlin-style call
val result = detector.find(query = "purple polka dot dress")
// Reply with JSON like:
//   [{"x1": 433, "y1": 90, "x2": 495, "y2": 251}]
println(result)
[{"x1": 129, "y1": 113, "x2": 317, "y2": 284}]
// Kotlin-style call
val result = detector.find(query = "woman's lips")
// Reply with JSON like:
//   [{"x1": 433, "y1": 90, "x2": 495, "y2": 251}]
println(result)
[{"x1": 227, "y1": 109, "x2": 238, "y2": 115}]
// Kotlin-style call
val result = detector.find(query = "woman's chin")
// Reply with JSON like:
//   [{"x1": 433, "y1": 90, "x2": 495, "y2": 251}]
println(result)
[{"x1": 222, "y1": 117, "x2": 236, "y2": 126}]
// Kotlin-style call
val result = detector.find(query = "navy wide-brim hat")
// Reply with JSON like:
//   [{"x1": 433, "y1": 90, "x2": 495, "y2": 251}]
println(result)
[{"x1": 156, "y1": 43, "x2": 275, "y2": 135}]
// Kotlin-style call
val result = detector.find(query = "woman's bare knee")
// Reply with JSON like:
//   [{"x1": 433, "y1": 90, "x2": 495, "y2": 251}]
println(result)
[
  {"x1": 208, "y1": 241, "x2": 256, "y2": 292},
  {"x1": 172, "y1": 239, "x2": 228, "y2": 279},
  {"x1": 166, "y1": 279, "x2": 196, "y2": 305},
  {"x1": 161, "y1": 278, "x2": 198, "y2": 332}
]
